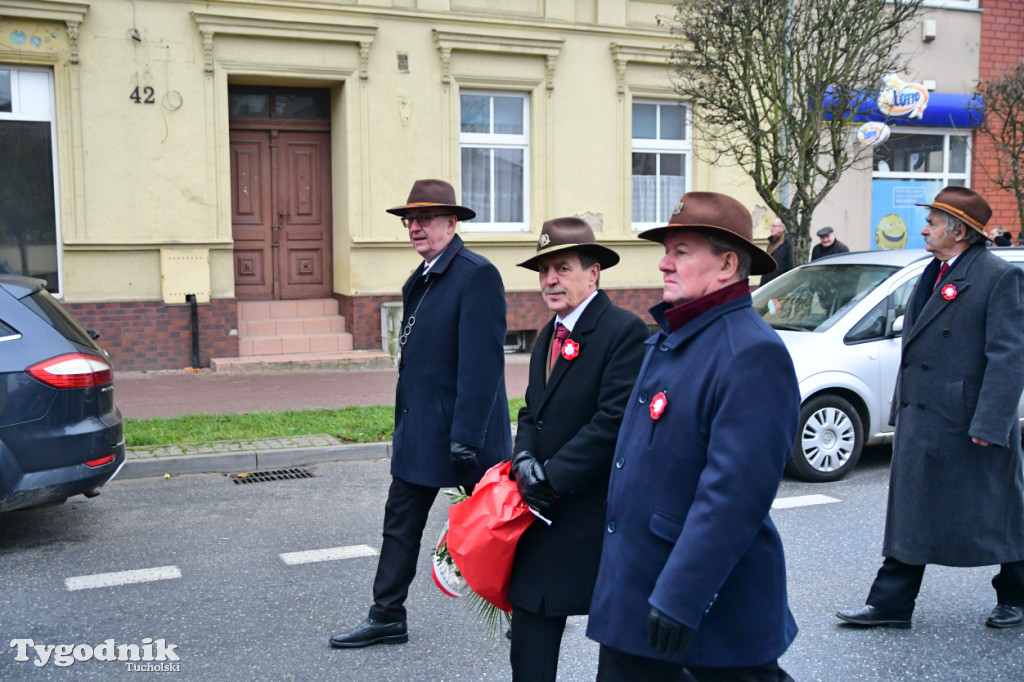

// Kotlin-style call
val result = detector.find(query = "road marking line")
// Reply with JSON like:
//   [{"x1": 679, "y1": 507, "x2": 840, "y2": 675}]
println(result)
[
  {"x1": 773, "y1": 494, "x2": 841, "y2": 509},
  {"x1": 65, "y1": 565, "x2": 182, "y2": 591},
  {"x1": 280, "y1": 545, "x2": 379, "y2": 566}
]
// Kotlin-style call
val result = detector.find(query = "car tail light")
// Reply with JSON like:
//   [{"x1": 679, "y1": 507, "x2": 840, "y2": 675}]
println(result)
[
  {"x1": 84, "y1": 455, "x2": 116, "y2": 468},
  {"x1": 26, "y1": 353, "x2": 114, "y2": 389}
]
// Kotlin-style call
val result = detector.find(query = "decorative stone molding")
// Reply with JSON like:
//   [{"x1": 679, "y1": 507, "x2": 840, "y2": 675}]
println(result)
[
  {"x1": 434, "y1": 30, "x2": 563, "y2": 90},
  {"x1": 1, "y1": 0, "x2": 89, "y2": 64},
  {"x1": 609, "y1": 43, "x2": 674, "y2": 94},
  {"x1": 190, "y1": 11, "x2": 377, "y2": 77}
]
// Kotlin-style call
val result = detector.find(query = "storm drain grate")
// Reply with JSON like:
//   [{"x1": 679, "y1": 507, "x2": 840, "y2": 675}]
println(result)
[{"x1": 230, "y1": 468, "x2": 317, "y2": 484}]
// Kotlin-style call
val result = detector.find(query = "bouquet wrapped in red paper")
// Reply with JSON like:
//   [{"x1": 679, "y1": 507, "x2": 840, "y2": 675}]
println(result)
[{"x1": 443, "y1": 460, "x2": 535, "y2": 613}]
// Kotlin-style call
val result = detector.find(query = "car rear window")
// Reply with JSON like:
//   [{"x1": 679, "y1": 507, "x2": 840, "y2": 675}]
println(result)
[
  {"x1": 21, "y1": 289, "x2": 97, "y2": 348},
  {"x1": 0, "y1": 318, "x2": 20, "y2": 341}
]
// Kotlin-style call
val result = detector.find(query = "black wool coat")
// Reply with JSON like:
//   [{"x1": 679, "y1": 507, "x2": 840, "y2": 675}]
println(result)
[{"x1": 507, "y1": 290, "x2": 648, "y2": 616}]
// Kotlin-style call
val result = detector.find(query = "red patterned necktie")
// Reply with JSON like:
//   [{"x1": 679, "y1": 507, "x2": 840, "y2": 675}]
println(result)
[
  {"x1": 550, "y1": 323, "x2": 570, "y2": 371},
  {"x1": 934, "y1": 262, "x2": 949, "y2": 289}
]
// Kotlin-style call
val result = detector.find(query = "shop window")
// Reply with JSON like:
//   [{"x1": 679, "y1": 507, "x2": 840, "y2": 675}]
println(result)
[
  {"x1": 631, "y1": 100, "x2": 691, "y2": 229},
  {"x1": 873, "y1": 131, "x2": 969, "y2": 181},
  {"x1": 0, "y1": 65, "x2": 60, "y2": 293},
  {"x1": 459, "y1": 91, "x2": 529, "y2": 231}
]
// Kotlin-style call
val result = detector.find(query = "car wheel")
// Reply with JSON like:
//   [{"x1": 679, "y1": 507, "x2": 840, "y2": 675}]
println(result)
[{"x1": 786, "y1": 394, "x2": 863, "y2": 482}]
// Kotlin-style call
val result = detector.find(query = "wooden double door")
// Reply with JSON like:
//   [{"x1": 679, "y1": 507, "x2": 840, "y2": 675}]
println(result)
[{"x1": 230, "y1": 125, "x2": 333, "y2": 300}]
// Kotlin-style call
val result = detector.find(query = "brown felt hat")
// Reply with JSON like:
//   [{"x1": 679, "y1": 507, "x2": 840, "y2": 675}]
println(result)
[
  {"x1": 638, "y1": 192, "x2": 777, "y2": 276},
  {"x1": 517, "y1": 216, "x2": 620, "y2": 271},
  {"x1": 386, "y1": 179, "x2": 476, "y2": 221},
  {"x1": 915, "y1": 185, "x2": 992, "y2": 239}
]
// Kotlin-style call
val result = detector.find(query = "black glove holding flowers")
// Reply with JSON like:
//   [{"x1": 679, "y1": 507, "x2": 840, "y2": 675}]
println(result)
[
  {"x1": 646, "y1": 607, "x2": 695, "y2": 656},
  {"x1": 449, "y1": 441, "x2": 478, "y2": 474},
  {"x1": 509, "y1": 450, "x2": 557, "y2": 512}
]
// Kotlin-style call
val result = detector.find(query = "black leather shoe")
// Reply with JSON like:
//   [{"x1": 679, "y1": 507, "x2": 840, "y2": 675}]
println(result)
[
  {"x1": 986, "y1": 604, "x2": 1024, "y2": 629},
  {"x1": 330, "y1": 618, "x2": 408, "y2": 648},
  {"x1": 836, "y1": 605, "x2": 911, "y2": 629}
]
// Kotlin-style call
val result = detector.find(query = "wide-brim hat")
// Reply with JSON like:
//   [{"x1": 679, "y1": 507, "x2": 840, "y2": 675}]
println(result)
[
  {"x1": 386, "y1": 179, "x2": 476, "y2": 221},
  {"x1": 517, "y1": 216, "x2": 620, "y2": 271},
  {"x1": 638, "y1": 192, "x2": 777, "y2": 276},
  {"x1": 915, "y1": 186, "x2": 991, "y2": 239}
]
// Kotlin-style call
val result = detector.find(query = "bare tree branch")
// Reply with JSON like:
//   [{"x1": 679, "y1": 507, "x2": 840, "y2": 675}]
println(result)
[
  {"x1": 669, "y1": 0, "x2": 924, "y2": 262},
  {"x1": 975, "y1": 61, "x2": 1024, "y2": 234}
]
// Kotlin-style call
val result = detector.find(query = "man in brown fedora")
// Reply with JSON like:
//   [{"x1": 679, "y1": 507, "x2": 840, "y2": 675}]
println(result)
[
  {"x1": 837, "y1": 185, "x2": 1024, "y2": 631},
  {"x1": 330, "y1": 179, "x2": 511, "y2": 648},
  {"x1": 506, "y1": 217, "x2": 648, "y2": 681},
  {"x1": 586, "y1": 192, "x2": 801, "y2": 681}
]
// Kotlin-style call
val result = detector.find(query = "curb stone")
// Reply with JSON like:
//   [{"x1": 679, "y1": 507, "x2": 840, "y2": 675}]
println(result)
[{"x1": 120, "y1": 441, "x2": 392, "y2": 479}]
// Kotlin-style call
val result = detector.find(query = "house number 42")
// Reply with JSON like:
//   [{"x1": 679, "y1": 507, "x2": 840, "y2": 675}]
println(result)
[{"x1": 130, "y1": 86, "x2": 155, "y2": 104}]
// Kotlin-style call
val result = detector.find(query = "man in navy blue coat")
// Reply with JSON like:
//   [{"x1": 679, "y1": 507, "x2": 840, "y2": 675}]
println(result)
[
  {"x1": 330, "y1": 179, "x2": 511, "y2": 648},
  {"x1": 587, "y1": 192, "x2": 801, "y2": 681}
]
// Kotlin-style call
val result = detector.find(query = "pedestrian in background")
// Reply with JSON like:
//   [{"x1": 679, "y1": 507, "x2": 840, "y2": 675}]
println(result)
[
  {"x1": 507, "y1": 217, "x2": 648, "y2": 681},
  {"x1": 837, "y1": 186, "x2": 1024, "y2": 631},
  {"x1": 810, "y1": 226, "x2": 850, "y2": 261},
  {"x1": 760, "y1": 218, "x2": 792, "y2": 284},
  {"x1": 330, "y1": 179, "x2": 512, "y2": 648},
  {"x1": 587, "y1": 192, "x2": 800, "y2": 681}
]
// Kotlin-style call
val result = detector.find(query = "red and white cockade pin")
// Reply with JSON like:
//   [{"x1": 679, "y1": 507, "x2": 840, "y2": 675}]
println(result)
[
  {"x1": 561, "y1": 339, "x2": 580, "y2": 361},
  {"x1": 941, "y1": 283, "x2": 958, "y2": 300},
  {"x1": 650, "y1": 392, "x2": 668, "y2": 420}
]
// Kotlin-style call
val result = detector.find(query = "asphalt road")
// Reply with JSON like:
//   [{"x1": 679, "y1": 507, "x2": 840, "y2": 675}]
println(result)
[{"x1": 2, "y1": 446, "x2": 1023, "y2": 681}]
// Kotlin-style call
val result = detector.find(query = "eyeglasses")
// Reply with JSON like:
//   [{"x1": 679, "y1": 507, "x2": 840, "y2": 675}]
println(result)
[{"x1": 401, "y1": 213, "x2": 452, "y2": 228}]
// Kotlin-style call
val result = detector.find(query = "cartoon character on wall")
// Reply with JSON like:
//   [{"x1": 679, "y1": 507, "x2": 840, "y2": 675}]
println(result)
[{"x1": 875, "y1": 214, "x2": 909, "y2": 250}]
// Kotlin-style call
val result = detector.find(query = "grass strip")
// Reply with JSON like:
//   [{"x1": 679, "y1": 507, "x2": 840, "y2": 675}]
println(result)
[{"x1": 125, "y1": 398, "x2": 527, "y2": 448}]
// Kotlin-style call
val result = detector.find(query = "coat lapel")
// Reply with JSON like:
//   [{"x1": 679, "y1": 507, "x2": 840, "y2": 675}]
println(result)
[
  {"x1": 904, "y1": 245, "x2": 981, "y2": 349},
  {"x1": 536, "y1": 291, "x2": 611, "y2": 414}
]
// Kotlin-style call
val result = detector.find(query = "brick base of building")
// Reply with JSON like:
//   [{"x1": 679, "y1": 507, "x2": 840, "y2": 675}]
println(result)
[
  {"x1": 338, "y1": 288, "x2": 664, "y2": 352},
  {"x1": 63, "y1": 288, "x2": 664, "y2": 371},
  {"x1": 64, "y1": 299, "x2": 238, "y2": 372}
]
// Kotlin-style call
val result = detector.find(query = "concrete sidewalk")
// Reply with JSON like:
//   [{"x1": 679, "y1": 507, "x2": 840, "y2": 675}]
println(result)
[{"x1": 116, "y1": 355, "x2": 530, "y2": 479}]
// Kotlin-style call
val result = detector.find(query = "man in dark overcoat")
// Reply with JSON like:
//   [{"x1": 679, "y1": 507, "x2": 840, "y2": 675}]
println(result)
[
  {"x1": 587, "y1": 192, "x2": 801, "y2": 682},
  {"x1": 810, "y1": 226, "x2": 850, "y2": 261},
  {"x1": 760, "y1": 217, "x2": 792, "y2": 283},
  {"x1": 838, "y1": 186, "x2": 1024, "y2": 630},
  {"x1": 330, "y1": 179, "x2": 511, "y2": 648},
  {"x1": 506, "y1": 217, "x2": 648, "y2": 681}
]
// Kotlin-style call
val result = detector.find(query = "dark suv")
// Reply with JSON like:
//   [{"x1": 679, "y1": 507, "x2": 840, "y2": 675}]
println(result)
[{"x1": 0, "y1": 275, "x2": 125, "y2": 512}]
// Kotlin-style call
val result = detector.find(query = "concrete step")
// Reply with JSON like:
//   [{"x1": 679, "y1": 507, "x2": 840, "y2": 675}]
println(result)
[
  {"x1": 238, "y1": 299, "x2": 339, "y2": 319},
  {"x1": 235, "y1": 298, "x2": 352, "y2": 359},
  {"x1": 210, "y1": 351, "x2": 393, "y2": 373}
]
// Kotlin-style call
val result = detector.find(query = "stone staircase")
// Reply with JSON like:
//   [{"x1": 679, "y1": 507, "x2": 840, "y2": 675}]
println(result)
[{"x1": 210, "y1": 299, "x2": 392, "y2": 373}]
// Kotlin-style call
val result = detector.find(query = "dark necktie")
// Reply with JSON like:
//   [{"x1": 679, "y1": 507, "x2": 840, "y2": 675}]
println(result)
[
  {"x1": 934, "y1": 262, "x2": 949, "y2": 290},
  {"x1": 550, "y1": 323, "x2": 570, "y2": 371}
]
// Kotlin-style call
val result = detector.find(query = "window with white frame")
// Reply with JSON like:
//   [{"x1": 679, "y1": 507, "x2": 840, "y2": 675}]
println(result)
[
  {"x1": 872, "y1": 129, "x2": 970, "y2": 185},
  {"x1": 0, "y1": 65, "x2": 60, "y2": 292},
  {"x1": 920, "y1": 0, "x2": 977, "y2": 9},
  {"x1": 631, "y1": 100, "x2": 691, "y2": 229},
  {"x1": 459, "y1": 91, "x2": 529, "y2": 231}
]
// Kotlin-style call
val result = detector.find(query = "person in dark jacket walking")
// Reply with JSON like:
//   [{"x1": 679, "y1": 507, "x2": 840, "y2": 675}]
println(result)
[
  {"x1": 330, "y1": 179, "x2": 511, "y2": 648},
  {"x1": 837, "y1": 186, "x2": 1024, "y2": 631},
  {"x1": 587, "y1": 192, "x2": 800, "y2": 682},
  {"x1": 810, "y1": 226, "x2": 850, "y2": 260},
  {"x1": 760, "y1": 218, "x2": 792, "y2": 283},
  {"x1": 507, "y1": 217, "x2": 648, "y2": 682}
]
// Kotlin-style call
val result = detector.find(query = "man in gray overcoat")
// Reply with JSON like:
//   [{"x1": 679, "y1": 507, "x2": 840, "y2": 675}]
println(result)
[{"x1": 837, "y1": 186, "x2": 1024, "y2": 630}]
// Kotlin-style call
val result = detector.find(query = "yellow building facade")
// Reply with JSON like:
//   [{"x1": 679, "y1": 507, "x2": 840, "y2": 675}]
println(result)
[{"x1": 0, "y1": 0, "x2": 981, "y2": 369}]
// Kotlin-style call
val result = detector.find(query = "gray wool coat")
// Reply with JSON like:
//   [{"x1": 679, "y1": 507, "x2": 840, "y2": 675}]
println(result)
[{"x1": 884, "y1": 243, "x2": 1024, "y2": 567}]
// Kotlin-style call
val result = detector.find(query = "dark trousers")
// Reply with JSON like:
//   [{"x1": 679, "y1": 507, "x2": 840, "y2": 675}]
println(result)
[
  {"x1": 368, "y1": 477, "x2": 439, "y2": 623},
  {"x1": 867, "y1": 556, "x2": 1024, "y2": 618},
  {"x1": 509, "y1": 608, "x2": 566, "y2": 682},
  {"x1": 597, "y1": 645, "x2": 793, "y2": 682}
]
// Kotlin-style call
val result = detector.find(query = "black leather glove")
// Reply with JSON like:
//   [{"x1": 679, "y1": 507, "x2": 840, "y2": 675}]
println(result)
[
  {"x1": 510, "y1": 450, "x2": 557, "y2": 512},
  {"x1": 449, "y1": 441, "x2": 478, "y2": 474},
  {"x1": 647, "y1": 607, "x2": 695, "y2": 656}
]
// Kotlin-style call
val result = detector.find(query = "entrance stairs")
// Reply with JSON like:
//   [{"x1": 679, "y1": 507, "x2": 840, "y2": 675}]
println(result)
[{"x1": 210, "y1": 299, "x2": 392, "y2": 373}]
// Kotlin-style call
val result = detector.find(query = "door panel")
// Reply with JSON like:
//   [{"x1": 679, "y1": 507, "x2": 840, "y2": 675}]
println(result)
[
  {"x1": 278, "y1": 133, "x2": 332, "y2": 298},
  {"x1": 230, "y1": 131, "x2": 273, "y2": 299}
]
